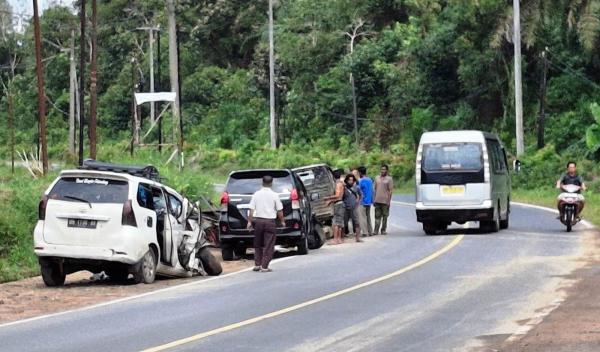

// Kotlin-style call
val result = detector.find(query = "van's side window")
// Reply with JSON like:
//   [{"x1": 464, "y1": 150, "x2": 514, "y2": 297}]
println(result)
[
  {"x1": 487, "y1": 140, "x2": 506, "y2": 174},
  {"x1": 137, "y1": 184, "x2": 154, "y2": 210}
]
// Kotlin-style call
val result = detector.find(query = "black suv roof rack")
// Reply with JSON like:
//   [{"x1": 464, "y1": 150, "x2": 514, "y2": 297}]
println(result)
[{"x1": 79, "y1": 159, "x2": 160, "y2": 182}]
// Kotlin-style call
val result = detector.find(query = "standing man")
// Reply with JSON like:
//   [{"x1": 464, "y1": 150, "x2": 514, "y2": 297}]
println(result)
[
  {"x1": 358, "y1": 166, "x2": 373, "y2": 236},
  {"x1": 247, "y1": 175, "x2": 286, "y2": 272},
  {"x1": 374, "y1": 164, "x2": 393, "y2": 235},
  {"x1": 343, "y1": 173, "x2": 363, "y2": 243},
  {"x1": 325, "y1": 169, "x2": 346, "y2": 245}
]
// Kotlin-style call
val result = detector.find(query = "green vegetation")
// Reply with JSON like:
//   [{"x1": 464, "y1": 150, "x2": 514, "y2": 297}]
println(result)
[{"x1": 1, "y1": 1, "x2": 600, "y2": 281}]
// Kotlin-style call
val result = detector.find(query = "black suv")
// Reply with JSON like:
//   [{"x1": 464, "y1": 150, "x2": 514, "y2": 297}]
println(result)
[{"x1": 218, "y1": 169, "x2": 316, "y2": 261}]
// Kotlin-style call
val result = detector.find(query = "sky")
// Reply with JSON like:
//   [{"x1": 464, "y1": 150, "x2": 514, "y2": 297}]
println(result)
[{"x1": 7, "y1": 0, "x2": 67, "y2": 16}]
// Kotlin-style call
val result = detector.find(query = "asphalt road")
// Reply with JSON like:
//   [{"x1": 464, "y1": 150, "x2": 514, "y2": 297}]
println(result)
[{"x1": 0, "y1": 195, "x2": 587, "y2": 352}]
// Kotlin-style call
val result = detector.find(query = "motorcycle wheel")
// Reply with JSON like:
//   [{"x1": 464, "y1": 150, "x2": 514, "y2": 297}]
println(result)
[{"x1": 565, "y1": 207, "x2": 573, "y2": 232}]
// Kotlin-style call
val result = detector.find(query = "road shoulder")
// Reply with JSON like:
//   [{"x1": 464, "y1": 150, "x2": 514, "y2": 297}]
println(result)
[{"x1": 484, "y1": 226, "x2": 600, "y2": 351}]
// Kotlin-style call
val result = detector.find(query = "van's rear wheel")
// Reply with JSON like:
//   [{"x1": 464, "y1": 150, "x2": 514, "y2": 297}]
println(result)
[
  {"x1": 40, "y1": 259, "x2": 65, "y2": 287},
  {"x1": 500, "y1": 199, "x2": 510, "y2": 230},
  {"x1": 423, "y1": 222, "x2": 446, "y2": 235},
  {"x1": 198, "y1": 247, "x2": 222, "y2": 276},
  {"x1": 132, "y1": 250, "x2": 157, "y2": 284},
  {"x1": 481, "y1": 208, "x2": 500, "y2": 233}
]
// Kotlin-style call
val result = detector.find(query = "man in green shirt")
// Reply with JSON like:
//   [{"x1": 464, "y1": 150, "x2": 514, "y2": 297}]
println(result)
[{"x1": 374, "y1": 164, "x2": 393, "y2": 235}]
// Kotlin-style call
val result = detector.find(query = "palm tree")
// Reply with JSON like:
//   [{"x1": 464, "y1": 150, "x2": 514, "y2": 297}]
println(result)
[{"x1": 492, "y1": 0, "x2": 600, "y2": 52}]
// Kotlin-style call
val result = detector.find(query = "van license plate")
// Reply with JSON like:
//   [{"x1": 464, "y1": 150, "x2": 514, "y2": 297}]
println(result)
[
  {"x1": 441, "y1": 185, "x2": 465, "y2": 196},
  {"x1": 68, "y1": 219, "x2": 97, "y2": 229}
]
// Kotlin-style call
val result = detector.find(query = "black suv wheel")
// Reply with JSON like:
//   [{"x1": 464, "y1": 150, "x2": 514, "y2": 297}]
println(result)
[{"x1": 221, "y1": 243, "x2": 235, "y2": 261}]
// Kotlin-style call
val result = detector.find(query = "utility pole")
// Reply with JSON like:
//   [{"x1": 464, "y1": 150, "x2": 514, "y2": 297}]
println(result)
[
  {"x1": 69, "y1": 29, "x2": 76, "y2": 155},
  {"x1": 350, "y1": 73, "x2": 358, "y2": 145},
  {"x1": 136, "y1": 26, "x2": 160, "y2": 123},
  {"x1": 513, "y1": 0, "x2": 524, "y2": 156},
  {"x1": 32, "y1": 0, "x2": 48, "y2": 175},
  {"x1": 89, "y1": 0, "x2": 97, "y2": 159},
  {"x1": 8, "y1": 88, "x2": 14, "y2": 174},
  {"x1": 130, "y1": 56, "x2": 135, "y2": 156},
  {"x1": 157, "y1": 26, "x2": 162, "y2": 152},
  {"x1": 268, "y1": 0, "x2": 277, "y2": 149},
  {"x1": 176, "y1": 24, "x2": 184, "y2": 154},
  {"x1": 79, "y1": 0, "x2": 86, "y2": 166},
  {"x1": 166, "y1": 0, "x2": 182, "y2": 161},
  {"x1": 537, "y1": 48, "x2": 548, "y2": 149}
]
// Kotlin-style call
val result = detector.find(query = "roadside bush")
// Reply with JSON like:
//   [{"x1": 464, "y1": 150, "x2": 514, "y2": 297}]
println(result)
[{"x1": 0, "y1": 167, "x2": 56, "y2": 282}]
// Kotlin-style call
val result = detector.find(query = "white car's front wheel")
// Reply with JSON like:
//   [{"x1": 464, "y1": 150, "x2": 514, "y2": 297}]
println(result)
[{"x1": 133, "y1": 250, "x2": 157, "y2": 284}]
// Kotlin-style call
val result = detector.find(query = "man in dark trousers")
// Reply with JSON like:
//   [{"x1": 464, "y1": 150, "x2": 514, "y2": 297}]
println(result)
[{"x1": 247, "y1": 175, "x2": 286, "y2": 272}]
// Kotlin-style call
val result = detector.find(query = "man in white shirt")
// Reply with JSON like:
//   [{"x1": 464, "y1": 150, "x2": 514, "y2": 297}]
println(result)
[{"x1": 247, "y1": 175, "x2": 285, "y2": 272}]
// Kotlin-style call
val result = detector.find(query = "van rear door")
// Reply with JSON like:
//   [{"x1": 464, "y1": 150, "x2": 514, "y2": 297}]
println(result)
[
  {"x1": 419, "y1": 143, "x2": 488, "y2": 206},
  {"x1": 43, "y1": 176, "x2": 129, "y2": 246}
]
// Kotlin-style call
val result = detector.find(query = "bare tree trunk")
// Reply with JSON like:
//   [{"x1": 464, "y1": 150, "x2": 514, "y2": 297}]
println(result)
[
  {"x1": 89, "y1": 0, "x2": 98, "y2": 159},
  {"x1": 345, "y1": 19, "x2": 367, "y2": 147},
  {"x1": 33, "y1": 0, "x2": 48, "y2": 175}
]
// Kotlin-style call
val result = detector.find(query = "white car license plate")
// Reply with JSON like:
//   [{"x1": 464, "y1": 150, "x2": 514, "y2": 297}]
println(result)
[
  {"x1": 68, "y1": 218, "x2": 97, "y2": 229},
  {"x1": 440, "y1": 185, "x2": 465, "y2": 196}
]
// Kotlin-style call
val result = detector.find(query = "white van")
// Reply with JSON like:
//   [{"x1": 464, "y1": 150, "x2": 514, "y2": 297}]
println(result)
[{"x1": 415, "y1": 131, "x2": 511, "y2": 234}]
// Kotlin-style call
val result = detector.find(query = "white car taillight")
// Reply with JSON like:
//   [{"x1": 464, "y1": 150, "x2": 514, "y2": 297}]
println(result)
[{"x1": 121, "y1": 200, "x2": 138, "y2": 227}]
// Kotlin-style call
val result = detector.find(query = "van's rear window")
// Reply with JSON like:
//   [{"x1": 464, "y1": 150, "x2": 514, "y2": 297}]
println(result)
[
  {"x1": 49, "y1": 177, "x2": 129, "y2": 204},
  {"x1": 227, "y1": 171, "x2": 293, "y2": 194},
  {"x1": 422, "y1": 143, "x2": 483, "y2": 171}
]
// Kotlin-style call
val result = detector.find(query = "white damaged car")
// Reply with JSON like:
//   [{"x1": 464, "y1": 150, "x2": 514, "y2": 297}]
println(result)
[{"x1": 34, "y1": 160, "x2": 221, "y2": 286}]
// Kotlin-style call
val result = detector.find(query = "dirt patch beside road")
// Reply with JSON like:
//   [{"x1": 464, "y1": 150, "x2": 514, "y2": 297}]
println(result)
[
  {"x1": 0, "y1": 249, "x2": 253, "y2": 324},
  {"x1": 484, "y1": 227, "x2": 600, "y2": 352}
]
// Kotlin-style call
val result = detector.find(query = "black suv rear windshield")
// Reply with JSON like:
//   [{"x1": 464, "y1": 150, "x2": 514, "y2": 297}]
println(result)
[
  {"x1": 49, "y1": 177, "x2": 129, "y2": 204},
  {"x1": 422, "y1": 143, "x2": 483, "y2": 171},
  {"x1": 227, "y1": 171, "x2": 293, "y2": 194}
]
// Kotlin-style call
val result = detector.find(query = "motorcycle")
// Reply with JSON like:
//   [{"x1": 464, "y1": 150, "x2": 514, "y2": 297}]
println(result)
[{"x1": 557, "y1": 184, "x2": 585, "y2": 232}]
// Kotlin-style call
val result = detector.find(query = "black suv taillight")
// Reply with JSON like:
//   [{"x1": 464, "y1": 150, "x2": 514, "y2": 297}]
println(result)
[
  {"x1": 38, "y1": 195, "x2": 48, "y2": 220},
  {"x1": 122, "y1": 199, "x2": 138, "y2": 227}
]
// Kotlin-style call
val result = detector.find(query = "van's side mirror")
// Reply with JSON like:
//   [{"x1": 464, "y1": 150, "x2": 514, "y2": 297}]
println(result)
[
  {"x1": 513, "y1": 159, "x2": 521, "y2": 173},
  {"x1": 310, "y1": 193, "x2": 320, "y2": 201}
]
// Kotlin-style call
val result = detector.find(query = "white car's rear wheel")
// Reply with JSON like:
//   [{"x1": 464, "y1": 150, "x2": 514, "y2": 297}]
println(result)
[
  {"x1": 133, "y1": 250, "x2": 157, "y2": 284},
  {"x1": 40, "y1": 259, "x2": 66, "y2": 287}
]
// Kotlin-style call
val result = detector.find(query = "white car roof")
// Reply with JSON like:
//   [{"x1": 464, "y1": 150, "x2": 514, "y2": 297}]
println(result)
[{"x1": 419, "y1": 130, "x2": 496, "y2": 144}]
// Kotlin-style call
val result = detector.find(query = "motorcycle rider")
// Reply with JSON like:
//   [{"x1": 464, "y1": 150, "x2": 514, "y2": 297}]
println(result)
[{"x1": 556, "y1": 161, "x2": 587, "y2": 219}]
